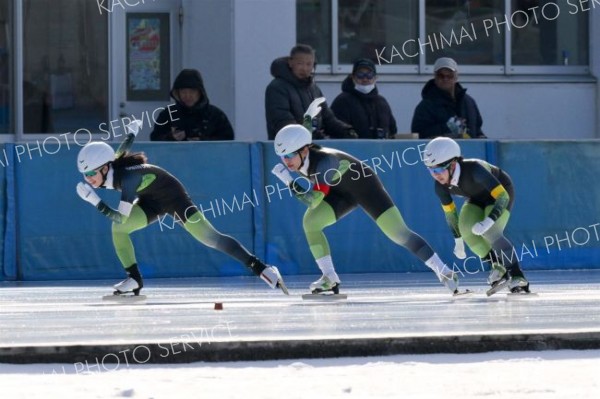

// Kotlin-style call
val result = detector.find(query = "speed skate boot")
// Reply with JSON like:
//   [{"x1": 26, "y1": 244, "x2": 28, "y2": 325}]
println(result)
[
  {"x1": 260, "y1": 265, "x2": 289, "y2": 295},
  {"x1": 486, "y1": 270, "x2": 512, "y2": 296},
  {"x1": 508, "y1": 276, "x2": 530, "y2": 294},
  {"x1": 248, "y1": 256, "x2": 289, "y2": 295},
  {"x1": 487, "y1": 263, "x2": 507, "y2": 285},
  {"x1": 439, "y1": 269, "x2": 459, "y2": 295},
  {"x1": 114, "y1": 264, "x2": 144, "y2": 296},
  {"x1": 310, "y1": 272, "x2": 341, "y2": 294}
]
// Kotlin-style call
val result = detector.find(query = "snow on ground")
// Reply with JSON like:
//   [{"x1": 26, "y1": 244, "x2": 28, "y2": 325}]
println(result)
[{"x1": 1, "y1": 350, "x2": 599, "y2": 399}]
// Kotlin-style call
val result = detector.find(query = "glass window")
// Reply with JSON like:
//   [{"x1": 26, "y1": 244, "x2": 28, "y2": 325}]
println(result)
[
  {"x1": 425, "y1": 0, "x2": 505, "y2": 66},
  {"x1": 511, "y1": 0, "x2": 588, "y2": 65},
  {"x1": 297, "y1": 0, "x2": 589, "y2": 73},
  {"x1": 0, "y1": 0, "x2": 11, "y2": 133},
  {"x1": 23, "y1": 0, "x2": 108, "y2": 134},
  {"x1": 339, "y1": 0, "x2": 418, "y2": 65},
  {"x1": 297, "y1": 0, "x2": 331, "y2": 64}
]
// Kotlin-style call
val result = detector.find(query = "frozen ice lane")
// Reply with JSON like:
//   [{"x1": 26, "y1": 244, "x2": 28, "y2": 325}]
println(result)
[{"x1": 0, "y1": 270, "x2": 599, "y2": 363}]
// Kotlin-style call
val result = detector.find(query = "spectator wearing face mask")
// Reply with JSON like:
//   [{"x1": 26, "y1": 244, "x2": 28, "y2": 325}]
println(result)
[{"x1": 330, "y1": 58, "x2": 397, "y2": 139}]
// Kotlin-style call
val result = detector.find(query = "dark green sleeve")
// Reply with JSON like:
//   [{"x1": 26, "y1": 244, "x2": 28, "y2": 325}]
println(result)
[
  {"x1": 435, "y1": 182, "x2": 460, "y2": 238},
  {"x1": 289, "y1": 158, "x2": 350, "y2": 209},
  {"x1": 96, "y1": 201, "x2": 126, "y2": 224},
  {"x1": 488, "y1": 190, "x2": 509, "y2": 221},
  {"x1": 290, "y1": 180, "x2": 325, "y2": 208},
  {"x1": 472, "y1": 163, "x2": 510, "y2": 221}
]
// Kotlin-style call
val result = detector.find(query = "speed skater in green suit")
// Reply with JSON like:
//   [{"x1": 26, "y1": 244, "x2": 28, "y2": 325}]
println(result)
[
  {"x1": 423, "y1": 137, "x2": 530, "y2": 294},
  {"x1": 75, "y1": 120, "x2": 287, "y2": 296},
  {"x1": 271, "y1": 123, "x2": 461, "y2": 295}
]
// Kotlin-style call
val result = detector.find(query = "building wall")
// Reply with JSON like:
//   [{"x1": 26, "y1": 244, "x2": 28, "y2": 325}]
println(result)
[
  {"x1": 182, "y1": 0, "x2": 599, "y2": 141},
  {"x1": 592, "y1": 6, "x2": 600, "y2": 136},
  {"x1": 182, "y1": 0, "x2": 235, "y2": 135},
  {"x1": 317, "y1": 78, "x2": 597, "y2": 139}
]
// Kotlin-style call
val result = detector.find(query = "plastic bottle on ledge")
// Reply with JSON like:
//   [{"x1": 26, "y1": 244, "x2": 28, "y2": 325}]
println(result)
[{"x1": 562, "y1": 50, "x2": 569, "y2": 66}]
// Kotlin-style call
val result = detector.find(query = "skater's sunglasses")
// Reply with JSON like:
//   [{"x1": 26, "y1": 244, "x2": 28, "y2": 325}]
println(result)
[
  {"x1": 354, "y1": 71, "x2": 375, "y2": 80},
  {"x1": 428, "y1": 162, "x2": 452, "y2": 175},
  {"x1": 282, "y1": 151, "x2": 299, "y2": 159},
  {"x1": 83, "y1": 169, "x2": 100, "y2": 177}
]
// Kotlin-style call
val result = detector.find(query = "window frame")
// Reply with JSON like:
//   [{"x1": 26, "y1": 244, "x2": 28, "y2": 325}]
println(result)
[{"x1": 311, "y1": 0, "x2": 590, "y2": 76}]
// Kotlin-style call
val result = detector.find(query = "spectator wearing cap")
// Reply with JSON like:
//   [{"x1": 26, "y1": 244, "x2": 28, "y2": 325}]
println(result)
[
  {"x1": 411, "y1": 57, "x2": 486, "y2": 139},
  {"x1": 151, "y1": 68, "x2": 234, "y2": 141},
  {"x1": 331, "y1": 58, "x2": 397, "y2": 139}
]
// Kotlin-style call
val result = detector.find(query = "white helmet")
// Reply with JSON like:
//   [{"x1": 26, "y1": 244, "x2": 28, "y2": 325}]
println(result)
[
  {"x1": 274, "y1": 124, "x2": 312, "y2": 156},
  {"x1": 423, "y1": 137, "x2": 461, "y2": 167},
  {"x1": 77, "y1": 142, "x2": 115, "y2": 173}
]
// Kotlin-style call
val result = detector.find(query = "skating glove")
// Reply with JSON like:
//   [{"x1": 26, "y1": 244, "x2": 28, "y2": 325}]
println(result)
[
  {"x1": 453, "y1": 237, "x2": 467, "y2": 259},
  {"x1": 303, "y1": 97, "x2": 326, "y2": 131},
  {"x1": 126, "y1": 119, "x2": 142, "y2": 136},
  {"x1": 472, "y1": 217, "x2": 494, "y2": 236},
  {"x1": 446, "y1": 116, "x2": 467, "y2": 138},
  {"x1": 76, "y1": 182, "x2": 101, "y2": 207},
  {"x1": 304, "y1": 97, "x2": 326, "y2": 120},
  {"x1": 271, "y1": 163, "x2": 293, "y2": 186}
]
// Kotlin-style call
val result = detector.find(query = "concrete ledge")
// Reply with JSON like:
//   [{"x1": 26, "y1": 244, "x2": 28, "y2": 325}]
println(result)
[{"x1": 2, "y1": 332, "x2": 600, "y2": 365}]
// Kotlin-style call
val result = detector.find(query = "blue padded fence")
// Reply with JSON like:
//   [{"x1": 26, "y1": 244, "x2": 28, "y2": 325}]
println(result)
[{"x1": 1, "y1": 140, "x2": 599, "y2": 281}]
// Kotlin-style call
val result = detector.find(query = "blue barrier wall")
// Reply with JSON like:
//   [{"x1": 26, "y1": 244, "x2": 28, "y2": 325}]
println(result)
[
  {"x1": 0, "y1": 145, "x2": 9, "y2": 280},
  {"x1": 12, "y1": 142, "x2": 256, "y2": 281},
  {"x1": 498, "y1": 141, "x2": 600, "y2": 270},
  {"x1": 1, "y1": 140, "x2": 599, "y2": 281}
]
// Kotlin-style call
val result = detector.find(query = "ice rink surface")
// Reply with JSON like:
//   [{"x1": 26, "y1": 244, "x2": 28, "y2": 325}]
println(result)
[
  {"x1": 1, "y1": 270, "x2": 599, "y2": 351},
  {"x1": 1, "y1": 270, "x2": 600, "y2": 399}
]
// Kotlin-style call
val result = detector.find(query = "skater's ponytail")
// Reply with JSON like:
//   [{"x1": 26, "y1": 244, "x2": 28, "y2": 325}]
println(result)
[{"x1": 112, "y1": 151, "x2": 147, "y2": 168}]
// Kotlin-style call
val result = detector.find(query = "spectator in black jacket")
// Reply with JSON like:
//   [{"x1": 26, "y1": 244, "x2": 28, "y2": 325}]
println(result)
[
  {"x1": 331, "y1": 58, "x2": 397, "y2": 139},
  {"x1": 151, "y1": 69, "x2": 234, "y2": 141},
  {"x1": 411, "y1": 57, "x2": 486, "y2": 139},
  {"x1": 265, "y1": 44, "x2": 357, "y2": 140}
]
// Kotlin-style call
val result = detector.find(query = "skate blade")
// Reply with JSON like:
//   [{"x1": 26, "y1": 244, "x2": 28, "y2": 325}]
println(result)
[
  {"x1": 453, "y1": 289, "x2": 475, "y2": 297},
  {"x1": 486, "y1": 278, "x2": 511, "y2": 296},
  {"x1": 277, "y1": 281, "x2": 290, "y2": 296},
  {"x1": 302, "y1": 293, "x2": 347, "y2": 300},
  {"x1": 102, "y1": 294, "x2": 147, "y2": 302}
]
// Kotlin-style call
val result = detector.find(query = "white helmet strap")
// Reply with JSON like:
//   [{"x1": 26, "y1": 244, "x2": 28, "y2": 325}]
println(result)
[
  {"x1": 298, "y1": 146, "x2": 309, "y2": 171},
  {"x1": 96, "y1": 163, "x2": 111, "y2": 187}
]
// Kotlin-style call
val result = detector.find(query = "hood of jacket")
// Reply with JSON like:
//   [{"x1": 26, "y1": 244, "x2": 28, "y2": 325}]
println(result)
[
  {"x1": 270, "y1": 56, "x2": 313, "y2": 88},
  {"x1": 341, "y1": 74, "x2": 379, "y2": 98},
  {"x1": 170, "y1": 69, "x2": 209, "y2": 111},
  {"x1": 420, "y1": 79, "x2": 467, "y2": 103}
]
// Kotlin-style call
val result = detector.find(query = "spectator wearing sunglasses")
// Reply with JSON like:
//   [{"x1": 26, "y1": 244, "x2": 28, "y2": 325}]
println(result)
[
  {"x1": 331, "y1": 58, "x2": 397, "y2": 139},
  {"x1": 75, "y1": 123, "x2": 288, "y2": 297},
  {"x1": 411, "y1": 57, "x2": 486, "y2": 139},
  {"x1": 265, "y1": 44, "x2": 358, "y2": 140},
  {"x1": 423, "y1": 137, "x2": 529, "y2": 295}
]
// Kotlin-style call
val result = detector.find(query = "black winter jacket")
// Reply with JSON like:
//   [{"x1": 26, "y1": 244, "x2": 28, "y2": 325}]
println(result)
[
  {"x1": 265, "y1": 57, "x2": 354, "y2": 140},
  {"x1": 330, "y1": 75, "x2": 397, "y2": 139},
  {"x1": 150, "y1": 69, "x2": 234, "y2": 141},
  {"x1": 411, "y1": 80, "x2": 485, "y2": 139}
]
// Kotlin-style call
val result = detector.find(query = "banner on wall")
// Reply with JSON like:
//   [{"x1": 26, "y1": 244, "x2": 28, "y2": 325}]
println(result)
[{"x1": 126, "y1": 13, "x2": 170, "y2": 101}]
